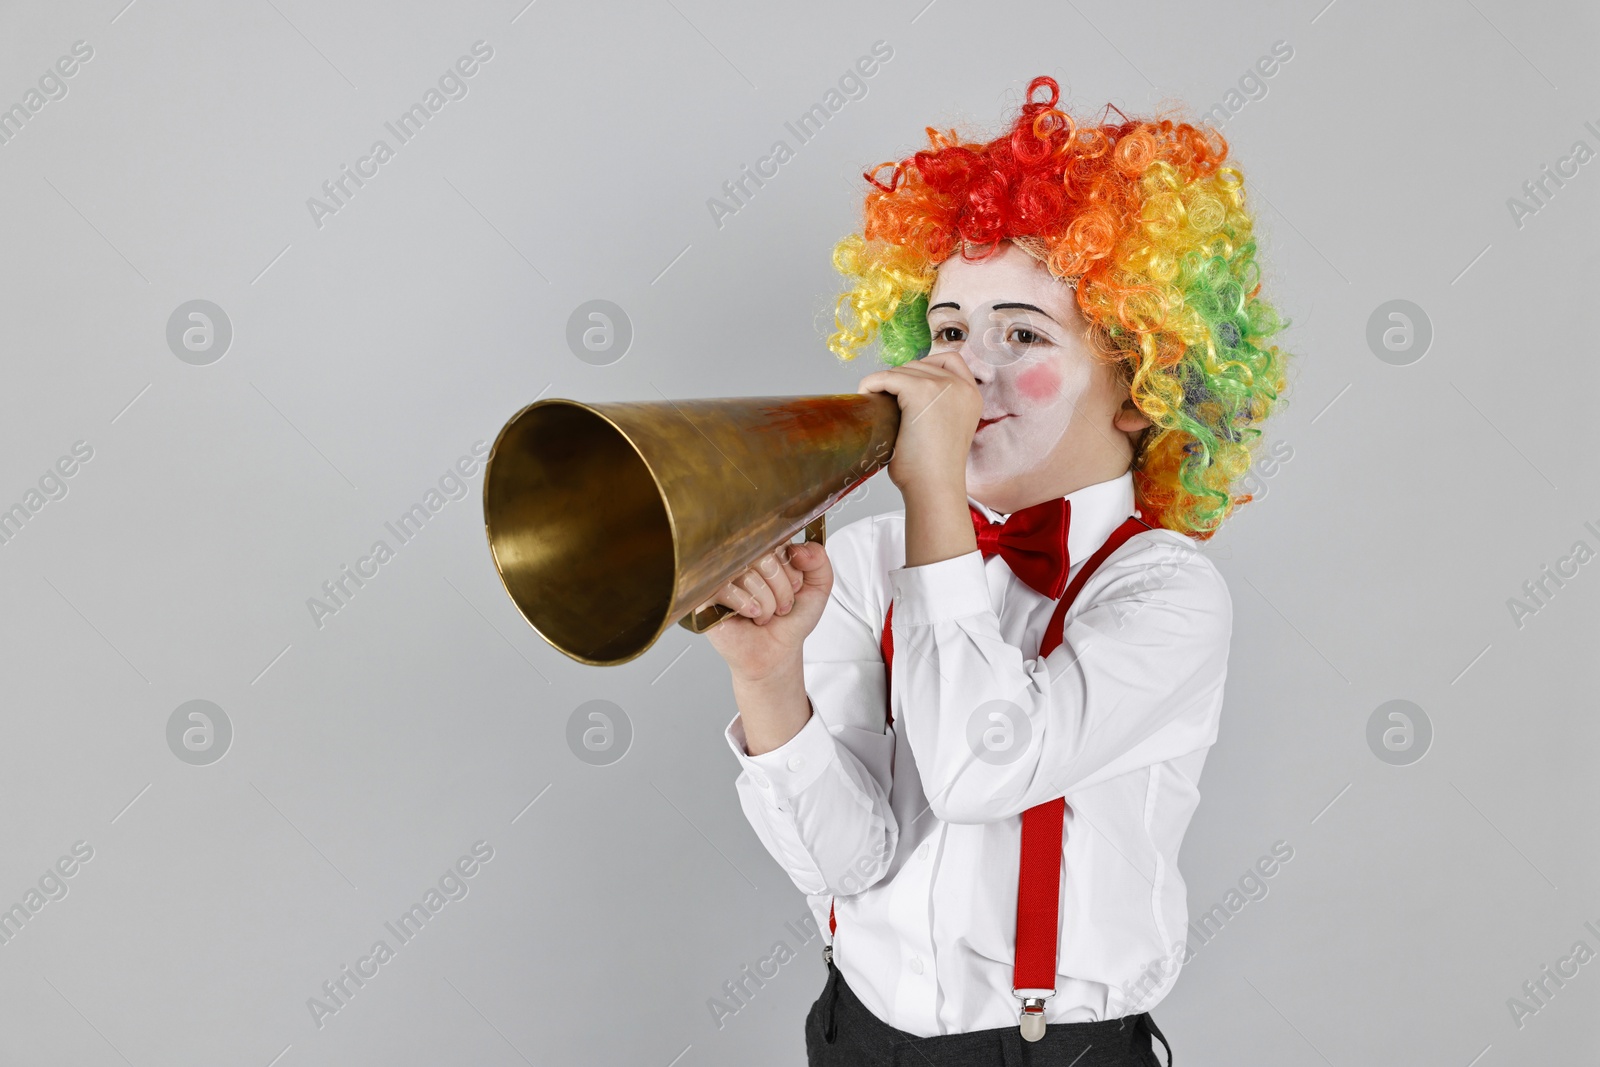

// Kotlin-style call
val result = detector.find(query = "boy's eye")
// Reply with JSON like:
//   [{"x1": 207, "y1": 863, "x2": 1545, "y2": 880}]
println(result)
[
  {"x1": 934, "y1": 325, "x2": 965, "y2": 343},
  {"x1": 1011, "y1": 327, "x2": 1041, "y2": 345}
]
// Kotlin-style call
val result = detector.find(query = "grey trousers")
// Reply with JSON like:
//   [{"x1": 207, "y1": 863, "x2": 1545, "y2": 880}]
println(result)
[{"x1": 805, "y1": 959, "x2": 1173, "y2": 1067}]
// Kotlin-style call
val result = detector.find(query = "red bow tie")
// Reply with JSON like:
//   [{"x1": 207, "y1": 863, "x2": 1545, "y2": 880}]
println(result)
[{"x1": 968, "y1": 497, "x2": 1072, "y2": 600}]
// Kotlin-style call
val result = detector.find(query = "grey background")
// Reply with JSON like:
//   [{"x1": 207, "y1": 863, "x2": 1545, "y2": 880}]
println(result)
[{"x1": 0, "y1": 0, "x2": 1595, "y2": 1063}]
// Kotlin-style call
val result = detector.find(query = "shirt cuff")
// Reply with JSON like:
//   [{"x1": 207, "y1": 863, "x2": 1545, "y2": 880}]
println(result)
[
  {"x1": 723, "y1": 703, "x2": 835, "y2": 799},
  {"x1": 888, "y1": 548, "x2": 991, "y2": 627}
]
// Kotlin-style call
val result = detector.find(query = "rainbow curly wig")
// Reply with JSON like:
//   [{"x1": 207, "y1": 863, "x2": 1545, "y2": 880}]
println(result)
[{"x1": 827, "y1": 76, "x2": 1290, "y2": 539}]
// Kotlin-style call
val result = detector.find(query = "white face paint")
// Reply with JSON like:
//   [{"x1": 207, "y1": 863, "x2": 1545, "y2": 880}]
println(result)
[{"x1": 924, "y1": 241, "x2": 1100, "y2": 494}]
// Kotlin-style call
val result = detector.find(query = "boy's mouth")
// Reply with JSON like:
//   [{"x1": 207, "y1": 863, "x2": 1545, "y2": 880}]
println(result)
[{"x1": 977, "y1": 415, "x2": 1012, "y2": 432}]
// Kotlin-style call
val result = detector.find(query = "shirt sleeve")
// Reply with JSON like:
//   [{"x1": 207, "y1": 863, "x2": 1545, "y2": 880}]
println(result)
[
  {"x1": 722, "y1": 518, "x2": 900, "y2": 897},
  {"x1": 886, "y1": 530, "x2": 1231, "y2": 824}
]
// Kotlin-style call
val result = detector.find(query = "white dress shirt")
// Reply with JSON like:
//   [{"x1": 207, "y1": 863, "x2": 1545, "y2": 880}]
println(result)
[{"x1": 723, "y1": 471, "x2": 1232, "y2": 1037}]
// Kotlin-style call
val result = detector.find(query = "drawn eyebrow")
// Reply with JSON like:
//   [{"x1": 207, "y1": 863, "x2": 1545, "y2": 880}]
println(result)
[
  {"x1": 928, "y1": 300, "x2": 1057, "y2": 324},
  {"x1": 991, "y1": 302, "x2": 1056, "y2": 321}
]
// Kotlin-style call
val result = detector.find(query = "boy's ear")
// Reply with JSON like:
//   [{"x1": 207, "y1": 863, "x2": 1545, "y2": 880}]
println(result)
[{"x1": 1113, "y1": 397, "x2": 1152, "y2": 433}]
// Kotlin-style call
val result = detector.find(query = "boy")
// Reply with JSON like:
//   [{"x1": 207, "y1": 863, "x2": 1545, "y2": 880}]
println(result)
[{"x1": 701, "y1": 76, "x2": 1290, "y2": 1065}]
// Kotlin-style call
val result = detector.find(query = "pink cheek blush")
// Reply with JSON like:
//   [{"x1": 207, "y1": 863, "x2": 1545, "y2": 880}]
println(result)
[{"x1": 1015, "y1": 363, "x2": 1062, "y2": 404}]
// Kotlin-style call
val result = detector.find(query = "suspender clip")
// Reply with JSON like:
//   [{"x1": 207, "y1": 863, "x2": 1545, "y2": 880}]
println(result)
[
  {"x1": 1014, "y1": 991, "x2": 1054, "y2": 1042},
  {"x1": 822, "y1": 943, "x2": 833, "y2": 965}
]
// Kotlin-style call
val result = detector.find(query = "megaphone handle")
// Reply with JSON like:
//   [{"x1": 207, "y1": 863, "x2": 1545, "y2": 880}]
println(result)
[{"x1": 679, "y1": 514, "x2": 828, "y2": 634}]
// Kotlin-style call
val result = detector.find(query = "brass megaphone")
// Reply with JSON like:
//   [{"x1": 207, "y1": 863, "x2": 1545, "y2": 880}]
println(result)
[{"x1": 482, "y1": 393, "x2": 900, "y2": 666}]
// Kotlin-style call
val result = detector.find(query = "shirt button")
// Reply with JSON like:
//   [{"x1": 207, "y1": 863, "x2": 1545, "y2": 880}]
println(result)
[
  {"x1": 751, "y1": 772, "x2": 770, "y2": 788},
  {"x1": 908, "y1": 956, "x2": 924, "y2": 975},
  {"x1": 916, "y1": 842, "x2": 929, "y2": 860},
  {"x1": 787, "y1": 755, "x2": 805, "y2": 772}
]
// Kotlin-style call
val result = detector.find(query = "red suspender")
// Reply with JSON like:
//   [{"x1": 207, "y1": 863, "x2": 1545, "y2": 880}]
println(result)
[
  {"x1": 827, "y1": 513, "x2": 1152, "y2": 1038},
  {"x1": 1010, "y1": 514, "x2": 1150, "y2": 1039},
  {"x1": 880, "y1": 606, "x2": 896, "y2": 727}
]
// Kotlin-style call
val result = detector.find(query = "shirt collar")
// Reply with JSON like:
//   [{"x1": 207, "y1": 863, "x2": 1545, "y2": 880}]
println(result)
[{"x1": 967, "y1": 471, "x2": 1136, "y2": 566}]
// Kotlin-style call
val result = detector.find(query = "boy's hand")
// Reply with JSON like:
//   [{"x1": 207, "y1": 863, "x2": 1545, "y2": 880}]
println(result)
[
  {"x1": 856, "y1": 351, "x2": 982, "y2": 497},
  {"x1": 698, "y1": 540, "x2": 834, "y2": 683}
]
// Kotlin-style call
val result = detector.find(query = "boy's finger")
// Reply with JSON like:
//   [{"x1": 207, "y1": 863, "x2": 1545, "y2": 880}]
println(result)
[
  {"x1": 791, "y1": 542, "x2": 832, "y2": 587},
  {"x1": 754, "y1": 551, "x2": 796, "y2": 616},
  {"x1": 917, "y1": 350, "x2": 975, "y2": 383},
  {"x1": 712, "y1": 574, "x2": 757, "y2": 617},
  {"x1": 739, "y1": 569, "x2": 777, "y2": 624},
  {"x1": 773, "y1": 544, "x2": 804, "y2": 590}
]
